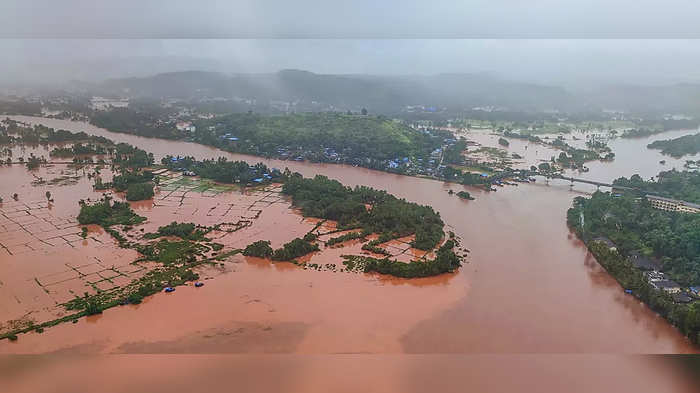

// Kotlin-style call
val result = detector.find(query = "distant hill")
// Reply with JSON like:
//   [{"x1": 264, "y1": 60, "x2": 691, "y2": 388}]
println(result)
[
  {"x1": 90, "y1": 70, "x2": 700, "y2": 115},
  {"x1": 93, "y1": 70, "x2": 576, "y2": 113}
]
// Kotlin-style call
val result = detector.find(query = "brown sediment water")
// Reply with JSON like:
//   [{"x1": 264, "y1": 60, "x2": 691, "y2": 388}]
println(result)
[
  {"x1": 1, "y1": 117, "x2": 698, "y2": 366},
  {"x1": 1, "y1": 354, "x2": 698, "y2": 393}
]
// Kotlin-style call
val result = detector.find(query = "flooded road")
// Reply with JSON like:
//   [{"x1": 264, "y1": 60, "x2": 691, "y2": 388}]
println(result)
[{"x1": 1, "y1": 117, "x2": 699, "y2": 391}]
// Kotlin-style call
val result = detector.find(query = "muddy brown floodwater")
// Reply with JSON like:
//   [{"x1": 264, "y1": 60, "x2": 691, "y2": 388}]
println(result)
[{"x1": 1, "y1": 117, "x2": 699, "y2": 392}]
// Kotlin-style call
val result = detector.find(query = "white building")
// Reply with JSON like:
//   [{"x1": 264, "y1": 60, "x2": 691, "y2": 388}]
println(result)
[
  {"x1": 175, "y1": 121, "x2": 196, "y2": 133},
  {"x1": 646, "y1": 195, "x2": 700, "y2": 214},
  {"x1": 90, "y1": 96, "x2": 129, "y2": 111}
]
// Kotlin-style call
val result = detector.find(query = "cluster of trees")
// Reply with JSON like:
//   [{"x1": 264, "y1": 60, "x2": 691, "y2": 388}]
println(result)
[
  {"x1": 192, "y1": 112, "x2": 446, "y2": 164},
  {"x1": 648, "y1": 133, "x2": 700, "y2": 158},
  {"x1": 456, "y1": 191, "x2": 474, "y2": 200},
  {"x1": 550, "y1": 138, "x2": 605, "y2": 168},
  {"x1": 112, "y1": 143, "x2": 154, "y2": 168},
  {"x1": 1, "y1": 120, "x2": 112, "y2": 146},
  {"x1": 95, "y1": 169, "x2": 155, "y2": 201},
  {"x1": 136, "y1": 239, "x2": 205, "y2": 265},
  {"x1": 242, "y1": 238, "x2": 319, "y2": 261},
  {"x1": 282, "y1": 174, "x2": 444, "y2": 250},
  {"x1": 125, "y1": 182, "x2": 155, "y2": 201},
  {"x1": 568, "y1": 189, "x2": 700, "y2": 287},
  {"x1": 620, "y1": 119, "x2": 699, "y2": 139},
  {"x1": 161, "y1": 156, "x2": 281, "y2": 184},
  {"x1": 503, "y1": 131, "x2": 543, "y2": 143},
  {"x1": 326, "y1": 231, "x2": 368, "y2": 246},
  {"x1": 111, "y1": 170, "x2": 154, "y2": 191},
  {"x1": 442, "y1": 139, "x2": 468, "y2": 165},
  {"x1": 346, "y1": 240, "x2": 462, "y2": 278},
  {"x1": 91, "y1": 107, "x2": 185, "y2": 140},
  {"x1": 0, "y1": 100, "x2": 42, "y2": 115},
  {"x1": 613, "y1": 171, "x2": 700, "y2": 203},
  {"x1": 77, "y1": 196, "x2": 146, "y2": 227},
  {"x1": 271, "y1": 238, "x2": 320, "y2": 261},
  {"x1": 50, "y1": 143, "x2": 107, "y2": 157},
  {"x1": 25, "y1": 154, "x2": 46, "y2": 170},
  {"x1": 620, "y1": 128, "x2": 663, "y2": 138},
  {"x1": 144, "y1": 221, "x2": 208, "y2": 241},
  {"x1": 442, "y1": 166, "x2": 490, "y2": 187},
  {"x1": 243, "y1": 240, "x2": 274, "y2": 257}
]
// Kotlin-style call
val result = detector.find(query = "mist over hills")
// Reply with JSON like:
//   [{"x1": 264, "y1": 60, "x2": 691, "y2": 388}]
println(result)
[
  {"x1": 84, "y1": 69, "x2": 700, "y2": 116},
  {"x1": 89, "y1": 70, "x2": 574, "y2": 113}
]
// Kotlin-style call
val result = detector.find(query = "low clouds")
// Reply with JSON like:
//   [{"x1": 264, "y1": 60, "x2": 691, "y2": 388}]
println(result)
[
  {"x1": 2, "y1": 0, "x2": 700, "y2": 38},
  {"x1": 1, "y1": 1, "x2": 700, "y2": 87}
]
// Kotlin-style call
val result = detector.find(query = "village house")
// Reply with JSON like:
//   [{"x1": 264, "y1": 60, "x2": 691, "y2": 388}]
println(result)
[
  {"x1": 175, "y1": 121, "x2": 196, "y2": 133},
  {"x1": 592, "y1": 237, "x2": 617, "y2": 251},
  {"x1": 651, "y1": 279, "x2": 682, "y2": 294},
  {"x1": 628, "y1": 251, "x2": 660, "y2": 270}
]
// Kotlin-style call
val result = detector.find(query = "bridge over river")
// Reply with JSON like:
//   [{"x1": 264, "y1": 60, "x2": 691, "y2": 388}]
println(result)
[{"x1": 541, "y1": 174, "x2": 638, "y2": 192}]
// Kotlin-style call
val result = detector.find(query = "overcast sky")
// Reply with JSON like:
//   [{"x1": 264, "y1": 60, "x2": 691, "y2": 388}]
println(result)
[
  {"x1": 3, "y1": 0, "x2": 700, "y2": 38},
  {"x1": 2, "y1": 1, "x2": 700, "y2": 87}
]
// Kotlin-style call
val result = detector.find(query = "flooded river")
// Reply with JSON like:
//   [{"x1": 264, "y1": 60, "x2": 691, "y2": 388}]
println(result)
[{"x1": 1, "y1": 117, "x2": 699, "y2": 391}]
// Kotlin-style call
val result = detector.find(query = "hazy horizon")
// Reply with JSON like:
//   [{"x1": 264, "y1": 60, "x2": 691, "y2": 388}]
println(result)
[
  {"x1": 3, "y1": 2, "x2": 700, "y2": 90},
  {"x1": 3, "y1": 39, "x2": 700, "y2": 89}
]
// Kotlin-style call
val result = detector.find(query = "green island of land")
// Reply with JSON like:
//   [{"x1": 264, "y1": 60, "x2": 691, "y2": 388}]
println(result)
[
  {"x1": 648, "y1": 133, "x2": 700, "y2": 158},
  {"x1": 243, "y1": 172, "x2": 462, "y2": 278}
]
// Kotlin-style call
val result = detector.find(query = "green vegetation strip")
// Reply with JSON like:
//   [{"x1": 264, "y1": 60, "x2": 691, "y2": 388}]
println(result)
[{"x1": 342, "y1": 240, "x2": 461, "y2": 278}]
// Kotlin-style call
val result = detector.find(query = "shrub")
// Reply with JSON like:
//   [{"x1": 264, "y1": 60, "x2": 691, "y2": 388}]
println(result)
[
  {"x1": 243, "y1": 240, "x2": 274, "y2": 258},
  {"x1": 125, "y1": 182, "x2": 154, "y2": 201},
  {"x1": 272, "y1": 238, "x2": 319, "y2": 261}
]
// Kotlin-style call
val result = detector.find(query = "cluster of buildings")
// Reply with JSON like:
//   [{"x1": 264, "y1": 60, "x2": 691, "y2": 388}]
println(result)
[
  {"x1": 175, "y1": 121, "x2": 196, "y2": 133},
  {"x1": 90, "y1": 96, "x2": 129, "y2": 111},
  {"x1": 593, "y1": 237, "x2": 697, "y2": 303}
]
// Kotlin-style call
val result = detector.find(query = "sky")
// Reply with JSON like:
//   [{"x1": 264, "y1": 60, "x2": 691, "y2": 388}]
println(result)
[{"x1": 1, "y1": 1, "x2": 700, "y2": 87}]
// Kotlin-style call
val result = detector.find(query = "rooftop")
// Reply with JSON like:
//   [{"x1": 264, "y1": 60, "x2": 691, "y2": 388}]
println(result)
[
  {"x1": 593, "y1": 237, "x2": 616, "y2": 249},
  {"x1": 629, "y1": 251, "x2": 660, "y2": 270},
  {"x1": 646, "y1": 194, "x2": 700, "y2": 210},
  {"x1": 653, "y1": 279, "x2": 681, "y2": 289},
  {"x1": 672, "y1": 293, "x2": 693, "y2": 303}
]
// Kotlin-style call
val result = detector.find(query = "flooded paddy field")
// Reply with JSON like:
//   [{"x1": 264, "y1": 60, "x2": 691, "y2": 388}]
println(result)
[{"x1": 0, "y1": 157, "x2": 445, "y2": 343}]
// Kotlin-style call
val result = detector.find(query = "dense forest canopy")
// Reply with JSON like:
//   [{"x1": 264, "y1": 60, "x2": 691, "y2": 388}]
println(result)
[
  {"x1": 91, "y1": 107, "x2": 183, "y2": 139},
  {"x1": 647, "y1": 133, "x2": 700, "y2": 158},
  {"x1": 281, "y1": 174, "x2": 444, "y2": 250},
  {"x1": 161, "y1": 156, "x2": 281, "y2": 185},
  {"x1": 193, "y1": 112, "x2": 445, "y2": 162}
]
